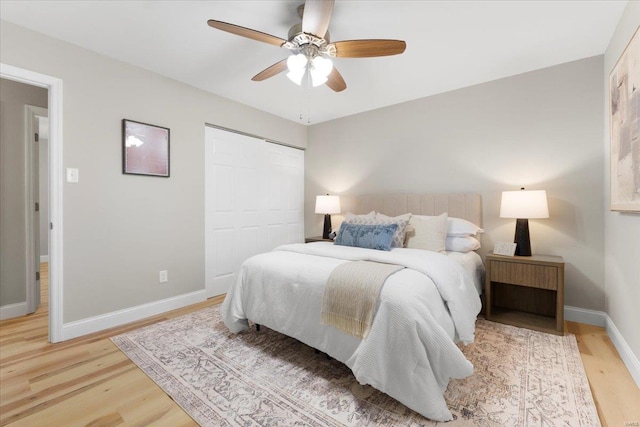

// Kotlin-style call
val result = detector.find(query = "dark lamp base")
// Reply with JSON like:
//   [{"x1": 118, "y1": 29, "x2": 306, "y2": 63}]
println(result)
[
  {"x1": 322, "y1": 214, "x2": 332, "y2": 239},
  {"x1": 514, "y1": 218, "x2": 532, "y2": 256}
]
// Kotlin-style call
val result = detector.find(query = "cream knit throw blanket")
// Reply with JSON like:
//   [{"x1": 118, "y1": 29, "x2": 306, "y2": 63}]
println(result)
[{"x1": 322, "y1": 260, "x2": 405, "y2": 339}]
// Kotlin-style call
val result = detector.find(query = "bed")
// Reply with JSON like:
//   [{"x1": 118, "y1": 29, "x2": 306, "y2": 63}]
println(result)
[{"x1": 220, "y1": 193, "x2": 484, "y2": 421}]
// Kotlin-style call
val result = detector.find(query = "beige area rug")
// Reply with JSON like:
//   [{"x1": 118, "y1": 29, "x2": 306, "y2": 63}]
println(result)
[{"x1": 111, "y1": 306, "x2": 600, "y2": 426}]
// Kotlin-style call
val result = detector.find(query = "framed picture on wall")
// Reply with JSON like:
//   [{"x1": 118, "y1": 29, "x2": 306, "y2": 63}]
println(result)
[
  {"x1": 609, "y1": 26, "x2": 640, "y2": 212},
  {"x1": 122, "y1": 119, "x2": 170, "y2": 177}
]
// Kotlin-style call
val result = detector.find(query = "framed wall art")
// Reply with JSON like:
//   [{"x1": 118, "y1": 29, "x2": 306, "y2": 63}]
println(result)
[
  {"x1": 609, "y1": 26, "x2": 640, "y2": 212},
  {"x1": 122, "y1": 119, "x2": 170, "y2": 177}
]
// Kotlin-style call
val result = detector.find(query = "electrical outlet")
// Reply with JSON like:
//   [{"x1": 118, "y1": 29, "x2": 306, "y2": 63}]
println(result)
[{"x1": 159, "y1": 270, "x2": 168, "y2": 283}]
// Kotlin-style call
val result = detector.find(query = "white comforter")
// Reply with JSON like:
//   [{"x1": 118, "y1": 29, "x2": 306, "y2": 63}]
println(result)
[{"x1": 220, "y1": 242, "x2": 482, "y2": 421}]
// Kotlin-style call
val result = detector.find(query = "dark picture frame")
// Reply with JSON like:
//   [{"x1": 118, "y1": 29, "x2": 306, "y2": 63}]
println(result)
[{"x1": 122, "y1": 119, "x2": 170, "y2": 177}]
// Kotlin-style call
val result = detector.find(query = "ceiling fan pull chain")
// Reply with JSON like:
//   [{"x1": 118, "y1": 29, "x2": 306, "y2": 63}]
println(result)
[{"x1": 307, "y1": 71, "x2": 312, "y2": 124}]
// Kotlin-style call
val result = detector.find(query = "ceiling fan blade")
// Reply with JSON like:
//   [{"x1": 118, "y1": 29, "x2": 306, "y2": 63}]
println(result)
[
  {"x1": 207, "y1": 19, "x2": 286, "y2": 47},
  {"x1": 326, "y1": 67, "x2": 346, "y2": 92},
  {"x1": 328, "y1": 39, "x2": 406, "y2": 58},
  {"x1": 251, "y1": 59, "x2": 288, "y2": 81},
  {"x1": 302, "y1": 0, "x2": 335, "y2": 38}
]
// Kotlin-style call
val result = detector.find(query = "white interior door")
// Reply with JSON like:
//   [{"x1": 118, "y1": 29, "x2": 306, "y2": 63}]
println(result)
[
  {"x1": 26, "y1": 106, "x2": 48, "y2": 314},
  {"x1": 205, "y1": 126, "x2": 304, "y2": 298}
]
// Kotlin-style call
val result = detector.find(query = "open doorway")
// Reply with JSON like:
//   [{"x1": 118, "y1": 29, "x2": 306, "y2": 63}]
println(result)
[
  {"x1": 0, "y1": 81, "x2": 47, "y2": 323},
  {"x1": 0, "y1": 64, "x2": 63, "y2": 343}
]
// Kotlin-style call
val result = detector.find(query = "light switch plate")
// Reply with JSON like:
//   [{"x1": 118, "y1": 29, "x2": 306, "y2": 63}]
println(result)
[{"x1": 66, "y1": 168, "x2": 79, "y2": 183}]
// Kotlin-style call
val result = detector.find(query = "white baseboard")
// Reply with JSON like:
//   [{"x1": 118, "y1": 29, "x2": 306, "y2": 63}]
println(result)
[
  {"x1": 0, "y1": 301, "x2": 28, "y2": 320},
  {"x1": 62, "y1": 290, "x2": 207, "y2": 341},
  {"x1": 40, "y1": 255, "x2": 49, "y2": 263},
  {"x1": 564, "y1": 305, "x2": 607, "y2": 327},
  {"x1": 564, "y1": 305, "x2": 640, "y2": 388},
  {"x1": 606, "y1": 316, "x2": 640, "y2": 388}
]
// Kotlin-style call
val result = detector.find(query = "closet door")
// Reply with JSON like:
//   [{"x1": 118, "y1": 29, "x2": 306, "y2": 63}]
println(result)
[{"x1": 205, "y1": 126, "x2": 304, "y2": 298}]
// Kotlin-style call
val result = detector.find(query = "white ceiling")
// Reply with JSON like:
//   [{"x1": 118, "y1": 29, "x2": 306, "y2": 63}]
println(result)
[{"x1": 0, "y1": 1, "x2": 627, "y2": 125}]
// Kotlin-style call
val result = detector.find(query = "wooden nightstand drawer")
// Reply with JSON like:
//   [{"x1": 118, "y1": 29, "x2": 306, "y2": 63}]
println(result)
[{"x1": 490, "y1": 260, "x2": 557, "y2": 290}]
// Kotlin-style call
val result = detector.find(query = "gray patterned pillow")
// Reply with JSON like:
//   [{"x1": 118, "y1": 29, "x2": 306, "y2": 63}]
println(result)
[{"x1": 344, "y1": 213, "x2": 411, "y2": 248}]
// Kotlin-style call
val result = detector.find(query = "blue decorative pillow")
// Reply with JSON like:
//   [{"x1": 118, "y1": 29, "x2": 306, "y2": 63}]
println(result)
[{"x1": 335, "y1": 223, "x2": 399, "y2": 251}]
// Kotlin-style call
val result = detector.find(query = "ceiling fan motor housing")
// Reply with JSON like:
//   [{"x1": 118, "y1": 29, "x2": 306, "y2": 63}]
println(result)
[{"x1": 285, "y1": 29, "x2": 331, "y2": 61}]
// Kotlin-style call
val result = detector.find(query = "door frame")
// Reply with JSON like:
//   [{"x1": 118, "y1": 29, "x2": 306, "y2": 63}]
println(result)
[
  {"x1": 25, "y1": 105, "x2": 48, "y2": 314},
  {"x1": 1, "y1": 63, "x2": 64, "y2": 343}
]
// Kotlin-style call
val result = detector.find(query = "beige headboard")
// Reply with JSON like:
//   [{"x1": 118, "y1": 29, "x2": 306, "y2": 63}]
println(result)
[{"x1": 355, "y1": 193, "x2": 482, "y2": 226}]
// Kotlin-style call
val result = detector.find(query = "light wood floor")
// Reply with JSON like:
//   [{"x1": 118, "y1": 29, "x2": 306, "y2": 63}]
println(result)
[{"x1": 1, "y1": 264, "x2": 638, "y2": 426}]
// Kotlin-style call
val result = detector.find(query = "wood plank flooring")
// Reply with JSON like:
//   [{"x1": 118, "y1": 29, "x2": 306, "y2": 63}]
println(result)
[{"x1": 1, "y1": 264, "x2": 638, "y2": 426}]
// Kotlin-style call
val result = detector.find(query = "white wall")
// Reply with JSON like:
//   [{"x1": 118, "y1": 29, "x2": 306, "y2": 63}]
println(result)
[
  {"x1": 603, "y1": 2, "x2": 640, "y2": 365},
  {"x1": 0, "y1": 21, "x2": 307, "y2": 323},
  {"x1": 307, "y1": 56, "x2": 605, "y2": 312},
  {"x1": 0, "y1": 78, "x2": 48, "y2": 306}
]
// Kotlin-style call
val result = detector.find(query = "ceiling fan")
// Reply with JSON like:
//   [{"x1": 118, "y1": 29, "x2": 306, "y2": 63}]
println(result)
[{"x1": 207, "y1": 0, "x2": 406, "y2": 92}]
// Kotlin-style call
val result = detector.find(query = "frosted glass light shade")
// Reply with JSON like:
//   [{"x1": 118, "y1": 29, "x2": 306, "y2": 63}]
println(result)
[
  {"x1": 312, "y1": 56, "x2": 333, "y2": 76},
  {"x1": 286, "y1": 69, "x2": 305, "y2": 85},
  {"x1": 286, "y1": 53, "x2": 307, "y2": 85},
  {"x1": 310, "y1": 69, "x2": 328, "y2": 87},
  {"x1": 500, "y1": 190, "x2": 549, "y2": 219},
  {"x1": 315, "y1": 195, "x2": 341, "y2": 214},
  {"x1": 287, "y1": 53, "x2": 307, "y2": 72},
  {"x1": 310, "y1": 56, "x2": 332, "y2": 87}
]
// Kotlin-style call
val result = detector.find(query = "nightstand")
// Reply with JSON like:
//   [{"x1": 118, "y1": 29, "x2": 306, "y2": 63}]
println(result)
[
  {"x1": 485, "y1": 253, "x2": 565, "y2": 335},
  {"x1": 305, "y1": 236, "x2": 334, "y2": 243}
]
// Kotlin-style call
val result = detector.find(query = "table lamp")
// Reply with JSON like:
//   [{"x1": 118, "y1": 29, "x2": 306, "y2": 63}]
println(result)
[
  {"x1": 500, "y1": 188, "x2": 549, "y2": 256},
  {"x1": 315, "y1": 195, "x2": 341, "y2": 239}
]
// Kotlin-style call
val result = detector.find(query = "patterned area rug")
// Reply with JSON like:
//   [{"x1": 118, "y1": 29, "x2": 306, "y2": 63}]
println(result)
[{"x1": 111, "y1": 306, "x2": 600, "y2": 426}]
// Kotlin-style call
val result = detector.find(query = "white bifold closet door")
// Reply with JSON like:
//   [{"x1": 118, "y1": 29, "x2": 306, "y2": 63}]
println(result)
[{"x1": 205, "y1": 126, "x2": 304, "y2": 298}]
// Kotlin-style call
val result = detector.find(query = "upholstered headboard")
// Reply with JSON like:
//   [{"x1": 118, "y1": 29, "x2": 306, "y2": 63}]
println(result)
[{"x1": 354, "y1": 193, "x2": 482, "y2": 227}]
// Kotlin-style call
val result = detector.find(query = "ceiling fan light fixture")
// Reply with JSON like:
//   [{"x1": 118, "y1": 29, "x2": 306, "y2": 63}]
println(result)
[
  {"x1": 286, "y1": 68, "x2": 306, "y2": 85},
  {"x1": 311, "y1": 70, "x2": 327, "y2": 87},
  {"x1": 309, "y1": 56, "x2": 332, "y2": 87},
  {"x1": 286, "y1": 53, "x2": 308, "y2": 86},
  {"x1": 287, "y1": 53, "x2": 307, "y2": 73},
  {"x1": 312, "y1": 56, "x2": 333, "y2": 76},
  {"x1": 310, "y1": 67, "x2": 328, "y2": 87}
]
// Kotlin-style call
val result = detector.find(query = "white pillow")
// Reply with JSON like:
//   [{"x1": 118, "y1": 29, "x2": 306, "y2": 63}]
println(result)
[
  {"x1": 447, "y1": 218, "x2": 484, "y2": 236},
  {"x1": 445, "y1": 236, "x2": 481, "y2": 252},
  {"x1": 404, "y1": 213, "x2": 448, "y2": 253},
  {"x1": 344, "y1": 211, "x2": 376, "y2": 222},
  {"x1": 413, "y1": 215, "x2": 484, "y2": 236}
]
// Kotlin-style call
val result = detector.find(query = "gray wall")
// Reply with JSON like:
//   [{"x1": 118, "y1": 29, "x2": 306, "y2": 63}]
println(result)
[
  {"x1": 1, "y1": 21, "x2": 307, "y2": 322},
  {"x1": 307, "y1": 56, "x2": 605, "y2": 312},
  {"x1": 0, "y1": 78, "x2": 47, "y2": 306},
  {"x1": 603, "y1": 1, "x2": 640, "y2": 363}
]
